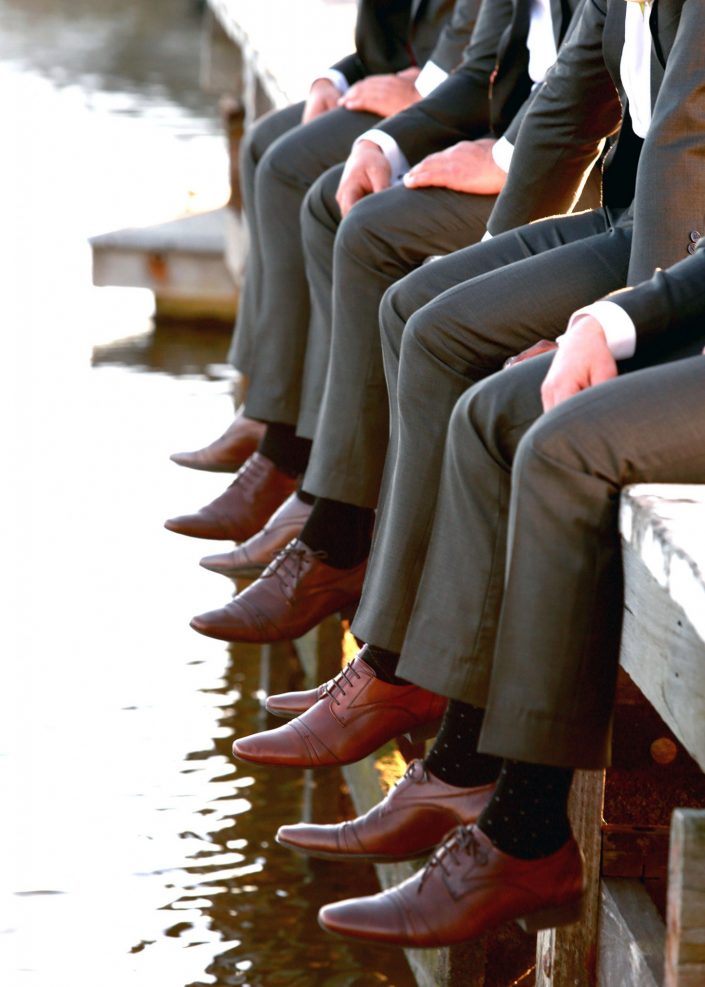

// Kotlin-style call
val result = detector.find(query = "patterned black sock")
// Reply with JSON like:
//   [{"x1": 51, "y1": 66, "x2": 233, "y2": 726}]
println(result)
[
  {"x1": 258, "y1": 423, "x2": 311, "y2": 477},
  {"x1": 360, "y1": 644, "x2": 408, "y2": 685},
  {"x1": 424, "y1": 700, "x2": 501, "y2": 788},
  {"x1": 477, "y1": 760, "x2": 574, "y2": 860},
  {"x1": 300, "y1": 497, "x2": 374, "y2": 569}
]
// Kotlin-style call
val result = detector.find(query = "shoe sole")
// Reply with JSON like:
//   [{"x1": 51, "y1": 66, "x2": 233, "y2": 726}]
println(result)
[
  {"x1": 199, "y1": 561, "x2": 265, "y2": 579},
  {"x1": 170, "y1": 458, "x2": 243, "y2": 473},
  {"x1": 318, "y1": 892, "x2": 585, "y2": 946}
]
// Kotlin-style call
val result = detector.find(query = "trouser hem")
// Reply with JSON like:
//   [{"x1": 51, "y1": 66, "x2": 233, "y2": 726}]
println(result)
[
  {"x1": 479, "y1": 701, "x2": 612, "y2": 769},
  {"x1": 304, "y1": 460, "x2": 379, "y2": 508}
]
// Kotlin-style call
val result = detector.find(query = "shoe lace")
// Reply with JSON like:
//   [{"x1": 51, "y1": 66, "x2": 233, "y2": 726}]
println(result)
[
  {"x1": 322, "y1": 659, "x2": 363, "y2": 705},
  {"x1": 418, "y1": 826, "x2": 488, "y2": 892},
  {"x1": 230, "y1": 454, "x2": 266, "y2": 494},
  {"x1": 260, "y1": 542, "x2": 327, "y2": 604},
  {"x1": 378, "y1": 759, "x2": 428, "y2": 814}
]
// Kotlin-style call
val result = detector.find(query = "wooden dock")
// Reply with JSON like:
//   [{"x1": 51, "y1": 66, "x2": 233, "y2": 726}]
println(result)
[
  {"x1": 89, "y1": 0, "x2": 356, "y2": 320},
  {"x1": 90, "y1": 207, "x2": 237, "y2": 321}
]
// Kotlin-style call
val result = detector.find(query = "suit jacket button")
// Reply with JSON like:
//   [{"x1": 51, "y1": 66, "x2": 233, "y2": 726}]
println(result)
[
  {"x1": 687, "y1": 242, "x2": 697, "y2": 254},
  {"x1": 689, "y1": 230, "x2": 702, "y2": 242}
]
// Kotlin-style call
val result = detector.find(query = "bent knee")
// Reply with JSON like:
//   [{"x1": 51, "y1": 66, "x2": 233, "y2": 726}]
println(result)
[{"x1": 515, "y1": 405, "x2": 600, "y2": 485}]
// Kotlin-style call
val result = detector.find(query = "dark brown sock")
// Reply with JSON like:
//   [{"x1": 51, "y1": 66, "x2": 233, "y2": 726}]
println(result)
[
  {"x1": 258, "y1": 423, "x2": 311, "y2": 477},
  {"x1": 300, "y1": 497, "x2": 374, "y2": 569},
  {"x1": 360, "y1": 644, "x2": 408, "y2": 685}
]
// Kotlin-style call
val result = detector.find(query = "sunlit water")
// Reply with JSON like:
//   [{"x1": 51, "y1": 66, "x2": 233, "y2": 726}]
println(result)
[{"x1": 0, "y1": 3, "x2": 413, "y2": 984}]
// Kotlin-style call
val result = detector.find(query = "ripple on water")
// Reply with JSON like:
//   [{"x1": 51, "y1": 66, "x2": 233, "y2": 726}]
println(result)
[{"x1": 2, "y1": 0, "x2": 415, "y2": 982}]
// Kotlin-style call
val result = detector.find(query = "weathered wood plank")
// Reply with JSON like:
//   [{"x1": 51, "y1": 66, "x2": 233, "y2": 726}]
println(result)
[
  {"x1": 666, "y1": 809, "x2": 705, "y2": 987},
  {"x1": 620, "y1": 485, "x2": 705, "y2": 648},
  {"x1": 598, "y1": 878, "x2": 664, "y2": 987},
  {"x1": 536, "y1": 769, "x2": 605, "y2": 987},
  {"x1": 620, "y1": 541, "x2": 705, "y2": 773}
]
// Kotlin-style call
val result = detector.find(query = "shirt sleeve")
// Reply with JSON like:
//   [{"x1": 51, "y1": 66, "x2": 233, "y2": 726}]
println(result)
[
  {"x1": 491, "y1": 136, "x2": 514, "y2": 174},
  {"x1": 561, "y1": 301, "x2": 638, "y2": 360},
  {"x1": 414, "y1": 60, "x2": 449, "y2": 98},
  {"x1": 316, "y1": 68, "x2": 350, "y2": 95},
  {"x1": 354, "y1": 128, "x2": 410, "y2": 184}
]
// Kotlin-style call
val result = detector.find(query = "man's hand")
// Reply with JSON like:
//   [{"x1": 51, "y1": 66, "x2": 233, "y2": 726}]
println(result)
[
  {"x1": 403, "y1": 139, "x2": 507, "y2": 195},
  {"x1": 303, "y1": 78, "x2": 340, "y2": 123},
  {"x1": 504, "y1": 339, "x2": 558, "y2": 369},
  {"x1": 541, "y1": 316, "x2": 617, "y2": 412},
  {"x1": 336, "y1": 140, "x2": 392, "y2": 216},
  {"x1": 338, "y1": 67, "x2": 422, "y2": 117}
]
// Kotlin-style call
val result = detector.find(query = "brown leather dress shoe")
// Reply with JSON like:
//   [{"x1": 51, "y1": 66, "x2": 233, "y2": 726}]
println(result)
[
  {"x1": 164, "y1": 452, "x2": 297, "y2": 541},
  {"x1": 231, "y1": 652, "x2": 447, "y2": 767},
  {"x1": 170, "y1": 414, "x2": 266, "y2": 472},
  {"x1": 318, "y1": 826, "x2": 585, "y2": 947},
  {"x1": 199, "y1": 493, "x2": 313, "y2": 578},
  {"x1": 265, "y1": 682, "x2": 325, "y2": 719},
  {"x1": 277, "y1": 760, "x2": 494, "y2": 861},
  {"x1": 190, "y1": 538, "x2": 366, "y2": 642}
]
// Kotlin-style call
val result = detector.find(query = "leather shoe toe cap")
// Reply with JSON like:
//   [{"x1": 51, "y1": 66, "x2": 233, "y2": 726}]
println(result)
[
  {"x1": 165, "y1": 512, "x2": 227, "y2": 539},
  {"x1": 190, "y1": 598, "x2": 278, "y2": 642},
  {"x1": 318, "y1": 892, "x2": 410, "y2": 944}
]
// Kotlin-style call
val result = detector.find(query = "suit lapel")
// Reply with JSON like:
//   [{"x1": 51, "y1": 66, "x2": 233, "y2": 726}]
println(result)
[
  {"x1": 602, "y1": 0, "x2": 627, "y2": 91},
  {"x1": 650, "y1": 0, "x2": 682, "y2": 64}
]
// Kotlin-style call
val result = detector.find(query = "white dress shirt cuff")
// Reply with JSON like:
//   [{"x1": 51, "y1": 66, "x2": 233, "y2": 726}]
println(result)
[
  {"x1": 563, "y1": 301, "x2": 638, "y2": 360},
  {"x1": 316, "y1": 68, "x2": 350, "y2": 95},
  {"x1": 481, "y1": 230, "x2": 493, "y2": 241},
  {"x1": 414, "y1": 60, "x2": 448, "y2": 97},
  {"x1": 491, "y1": 136, "x2": 514, "y2": 174},
  {"x1": 355, "y1": 129, "x2": 410, "y2": 184}
]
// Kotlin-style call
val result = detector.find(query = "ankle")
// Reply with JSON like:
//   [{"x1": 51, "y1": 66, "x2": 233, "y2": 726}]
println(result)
[
  {"x1": 476, "y1": 760, "x2": 573, "y2": 860},
  {"x1": 361, "y1": 644, "x2": 406, "y2": 685}
]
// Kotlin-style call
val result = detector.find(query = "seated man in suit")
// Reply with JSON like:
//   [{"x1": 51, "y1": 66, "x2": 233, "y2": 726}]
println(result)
[
  {"x1": 309, "y1": 234, "x2": 705, "y2": 947},
  {"x1": 219, "y1": 0, "x2": 705, "y2": 766},
  {"x1": 169, "y1": 0, "x2": 596, "y2": 622},
  {"x1": 169, "y1": 0, "x2": 475, "y2": 472}
]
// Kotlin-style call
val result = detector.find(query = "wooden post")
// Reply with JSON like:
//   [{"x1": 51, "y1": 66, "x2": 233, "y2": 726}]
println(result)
[
  {"x1": 536, "y1": 769, "x2": 605, "y2": 987},
  {"x1": 666, "y1": 809, "x2": 705, "y2": 986}
]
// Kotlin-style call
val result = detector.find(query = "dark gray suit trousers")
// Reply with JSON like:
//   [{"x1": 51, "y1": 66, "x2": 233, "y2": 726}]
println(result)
[
  {"x1": 299, "y1": 164, "x2": 496, "y2": 502},
  {"x1": 352, "y1": 208, "x2": 634, "y2": 651},
  {"x1": 228, "y1": 104, "x2": 380, "y2": 422},
  {"x1": 396, "y1": 349, "x2": 705, "y2": 768}
]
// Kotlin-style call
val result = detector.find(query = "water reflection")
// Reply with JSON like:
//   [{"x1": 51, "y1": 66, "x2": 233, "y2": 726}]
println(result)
[{"x1": 1, "y1": 1, "x2": 413, "y2": 984}]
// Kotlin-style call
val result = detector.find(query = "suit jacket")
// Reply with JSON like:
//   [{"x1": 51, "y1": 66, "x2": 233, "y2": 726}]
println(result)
[
  {"x1": 488, "y1": 0, "x2": 705, "y2": 285},
  {"x1": 331, "y1": 0, "x2": 478, "y2": 85},
  {"x1": 374, "y1": 0, "x2": 583, "y2": 164},
  {"x1": 608, "y1": 239, "x2": 705, "y2": 356}
]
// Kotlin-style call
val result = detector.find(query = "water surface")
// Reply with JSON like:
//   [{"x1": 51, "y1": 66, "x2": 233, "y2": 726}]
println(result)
[{"x1": 0, "y1": 3, "x2": 413, "y2": 984}]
